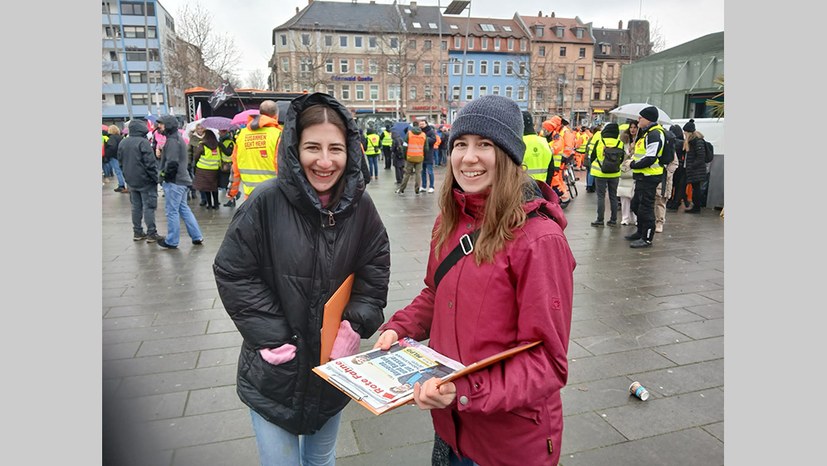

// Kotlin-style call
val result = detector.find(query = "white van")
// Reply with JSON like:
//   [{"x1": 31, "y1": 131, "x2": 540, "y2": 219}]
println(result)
[{"x1": 670, "y1": 117, "x2": 724, "y2": 210}]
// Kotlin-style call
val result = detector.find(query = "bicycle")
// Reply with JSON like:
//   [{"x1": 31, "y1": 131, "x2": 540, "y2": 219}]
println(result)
[{"x1": 561, "y1": 156, "x2": 578, "y2": 199}]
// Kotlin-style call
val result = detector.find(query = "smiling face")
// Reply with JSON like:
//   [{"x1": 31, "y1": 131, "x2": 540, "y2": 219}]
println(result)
[
  {"x1": 299, "y1": 121, "x2": 348, "y2": 196},
  {"x1": 450, "y1": 134, "x2": 498, "y2": 193}
]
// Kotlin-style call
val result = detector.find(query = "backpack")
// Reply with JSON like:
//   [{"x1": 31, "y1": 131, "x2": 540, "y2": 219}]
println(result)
[
  {"x1": 703, "y1": 140, "x2": 715, "y2": 163},
  {"x1": 597, "y1": 137, "x2": 623, "y2": 173},
  {"x1": 658, "y1": 127, "x2": 676, "y2": 167}
]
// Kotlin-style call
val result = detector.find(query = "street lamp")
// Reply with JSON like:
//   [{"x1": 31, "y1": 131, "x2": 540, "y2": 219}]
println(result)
[
  {"x1": 444, "y1": 1, "x2": 471, "y2": 120},
  {"x1": 569, "y1": 56, "x2": 586, "y2": 125}
]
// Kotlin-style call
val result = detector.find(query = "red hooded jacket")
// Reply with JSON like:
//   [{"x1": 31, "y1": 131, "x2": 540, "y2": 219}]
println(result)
[{"x1": 382, "y1": 181, "x2": 575, "y2": 465}]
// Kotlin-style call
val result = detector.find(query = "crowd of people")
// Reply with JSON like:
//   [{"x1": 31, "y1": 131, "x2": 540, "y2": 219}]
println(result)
[{"x1": 103, "y1": 92, "x2": 714, "y2": 465}]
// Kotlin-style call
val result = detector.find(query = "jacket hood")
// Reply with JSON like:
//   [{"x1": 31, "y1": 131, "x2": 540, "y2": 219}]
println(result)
[
  {"x1": 277, "y1": 93, "x2": 365, "y2": 216},
  {"x1": 542, "y1": 116, "x2": 562, "y2": 133},
  {"x1": 410, "y1": 126, "x2": 423, "y2": 134},
  {"x1": 159, "y1": 115, "x2": 179, "y2": 135},
  {"x1": 529, "y1": 180, "x2": 568, "y2": 231},
  {"x1": 128, "y1": 119, "x2": 149, "y2": 138},
  {"x1": 249, "y1": 113, "x2": 279, "y2": 131}
]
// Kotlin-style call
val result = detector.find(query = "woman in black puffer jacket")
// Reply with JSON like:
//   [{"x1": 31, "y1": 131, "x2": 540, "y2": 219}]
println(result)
[
  {"x1": 213, "y1": 92, "x2": 390, "y2": 465},
  {"x1": 682, "y1": 119, "x2": 709, "y2": 213}
]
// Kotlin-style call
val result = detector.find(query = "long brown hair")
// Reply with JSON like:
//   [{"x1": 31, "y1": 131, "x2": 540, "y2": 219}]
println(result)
[
  {"x1": 683, "y1": 129, "x2": 706, "y2": 153},
  {"x1": 298, "y1": 104, "x2": 348, "y2": 205},
  {"x1": 434, "y1": 146, "x2": 534, "y2": 264}
]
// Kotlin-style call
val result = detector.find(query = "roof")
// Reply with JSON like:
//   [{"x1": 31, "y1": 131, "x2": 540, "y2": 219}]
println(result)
[
  {"x1": 274, "y1": 0, "x2": 406, "y2": 34},
  {"x1": 516, "y1": 13, "x2": 591, "y2": 43},
  {"x1": 441, "y1": 16, "x2": 527, "y2": 39},
  {"x1": 635, "y1": 31, "x2": 724, "y2": 63}
]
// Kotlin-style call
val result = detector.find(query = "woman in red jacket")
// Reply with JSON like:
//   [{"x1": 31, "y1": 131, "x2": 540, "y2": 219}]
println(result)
[{"x1": 375, "y1": 95, "x2": 575, "y2": 466}]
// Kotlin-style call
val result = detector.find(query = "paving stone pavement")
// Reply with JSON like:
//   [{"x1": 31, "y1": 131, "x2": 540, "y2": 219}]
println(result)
[{"x1": 102, "y1": 164, "x2": 724, "y2": 466}]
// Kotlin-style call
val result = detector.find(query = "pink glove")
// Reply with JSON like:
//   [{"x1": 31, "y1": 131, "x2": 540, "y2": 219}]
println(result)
[
  {"x1": 329, "y1": 320, "x2": 361, "y2": 360},
  {"x1": 258, "y1": 344, "x2": 297, "y2": 365}
]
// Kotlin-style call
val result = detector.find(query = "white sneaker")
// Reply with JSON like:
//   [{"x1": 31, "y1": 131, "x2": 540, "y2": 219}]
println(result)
[
  {"x1": 427, "y1": 187, "x2": 434, "y2": 193},
  {"x1": 418, "y1": 187, "x2": 426, "y2": 193}
]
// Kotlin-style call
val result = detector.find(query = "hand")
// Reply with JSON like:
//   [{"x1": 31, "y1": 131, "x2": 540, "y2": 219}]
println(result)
[
  {"x1": 413, "y1": 378, "x2": 456, "y2": 410},
  {"x1": 258, "y1": 344, "x2": 296, "y2": 365},
  {"x1": 329, "y1": 320, "x2": 361, "y2": 359},
  {"x1": 372, "y1": 329, "x2": 399, "y2": 350}
]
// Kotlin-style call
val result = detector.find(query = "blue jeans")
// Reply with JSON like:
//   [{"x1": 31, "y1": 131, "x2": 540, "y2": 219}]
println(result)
[
  {"x1": 162, "y1": 182, "x2": 203, "y2": 246},
  {"x1": 250, "y1": 409, "x2": 341, "y2": 466},
  {"x1": 103, "y1": 159, "x2": 114, "y2": 177},
  {"x1": 367, "y1": 155, "x2": 379, "y2": 178},
  {"x1": 129, "y1": 186, "x2": 158, "y2": 235},
  {"x1": 421, "y1": 162, "x2": 434, "y2": 189},
  {"x1": 106, "y1": 158, "x2": 126, "y2": 188}
]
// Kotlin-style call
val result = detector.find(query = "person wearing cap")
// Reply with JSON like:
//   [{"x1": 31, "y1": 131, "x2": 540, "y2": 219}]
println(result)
[
  {"x1": 374, "y1": 95, "x2": 575, "y2": 466},
  {"x1": 589, "y1": 122, "x2": 623, "y2": 227},
  {"x1": 625, "y1": 106, "x2": 667, "y2": 248}
]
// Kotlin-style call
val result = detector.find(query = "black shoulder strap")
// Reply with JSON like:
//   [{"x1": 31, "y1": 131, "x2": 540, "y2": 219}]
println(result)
[{"x1": 433, "y1": 211, "x2": 540, "y2": 289}]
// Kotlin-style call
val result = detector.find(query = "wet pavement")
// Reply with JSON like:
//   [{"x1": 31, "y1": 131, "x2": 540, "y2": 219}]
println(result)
[{"x1": 102, "y1": 163, "x2": 724, "y2": 466}]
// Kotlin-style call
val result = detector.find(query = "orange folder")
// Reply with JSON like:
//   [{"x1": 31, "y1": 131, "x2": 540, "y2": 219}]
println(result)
[{"x1": 320, "y1": 273, "x2": 355, "y2": 364}]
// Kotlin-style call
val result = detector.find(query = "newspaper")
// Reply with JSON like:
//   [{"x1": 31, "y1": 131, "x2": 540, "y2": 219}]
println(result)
[{"x1": 313, "y1": 337, "x2": 465, "y2": 415}]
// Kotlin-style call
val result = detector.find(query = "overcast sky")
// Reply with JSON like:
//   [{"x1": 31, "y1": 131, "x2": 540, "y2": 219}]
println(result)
[{"x1": 156, "y1": 0, "x2": 724, "y2": 82}]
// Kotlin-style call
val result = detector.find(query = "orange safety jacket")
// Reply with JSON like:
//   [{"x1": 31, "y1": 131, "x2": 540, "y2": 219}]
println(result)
[{"x1": 406, "y1": 131, "x2": 426, "y2": 162}]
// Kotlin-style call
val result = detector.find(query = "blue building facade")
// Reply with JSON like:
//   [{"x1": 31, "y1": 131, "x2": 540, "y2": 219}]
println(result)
[{"x1": 447, "y1": 50, "x2": 529, "y2": 117}]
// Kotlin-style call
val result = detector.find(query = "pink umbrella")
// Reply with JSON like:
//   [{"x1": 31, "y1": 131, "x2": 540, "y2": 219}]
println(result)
[{"x1": 231, "y1": 109, "x2": 259, "y2": 126}]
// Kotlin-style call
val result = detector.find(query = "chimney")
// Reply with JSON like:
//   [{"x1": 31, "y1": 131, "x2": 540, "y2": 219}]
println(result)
[
  {"x1": 538, "y1": 10, "x2": 542, "y2": 17},
  {"x1": 411, "y1": 1, "x2": 418, "y2": 12},
  {"x1": 295, "y1": 6, "x2": 299, "y2": 14},
  {"x1": 550, "y1": 12, "x2": 555, "y2": 18},
  {"x1": 618, "y1": 20, "x2": 623, "y2": 29}
]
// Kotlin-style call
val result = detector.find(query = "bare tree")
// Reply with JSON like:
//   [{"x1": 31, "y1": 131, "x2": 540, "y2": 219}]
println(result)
[
  {"x1": 245, "y1": 69, "x2": 267, "y2": 89},
  {"x1": 275, "y1": 28, "x2": 339, "y2": 93},
  {"x1": 645, "y1": 18, "x2": 666, "y2": 53},
  {"x1": 164, "y1": 2, "x2": 242, "y2": 91}
]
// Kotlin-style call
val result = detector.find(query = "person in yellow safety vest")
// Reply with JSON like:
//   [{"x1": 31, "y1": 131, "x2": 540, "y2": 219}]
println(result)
[
  {"x1": 574, "y1": 126, "x2": 590, "y2": 171},
  {"x1": 364, "y1": 127, "x2": 381, "y2": 181},
  {"x1": 193, "y1": 128, "x2": 222, "y2": 209},
  {"x1": 521, "y1": 111, "x2": 553, "y2": 184},
  {"x1": 380, "y1": 124, "x2": 393, "y2": 170},
  {"x1": 624, "y1": 106, "x2": 665, "y2": 249},
  {"x1": 542, "y1": 116, "x2": 570, "y2": 203},
  {"x1": 217, "y1": 129, "x2": 235, "y2": 206},
  {"x1": 228, "y1": 100, "x2": 282, "y2": 202},
  {"x1": 588, "y1": 122, "x2": 623, "y2": 227}
]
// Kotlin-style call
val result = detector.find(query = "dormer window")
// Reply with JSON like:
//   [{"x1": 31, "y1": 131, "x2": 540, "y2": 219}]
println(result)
[
  {"x1": 534, "y1": 25, "x2": 544, "y2": 37},
  {"x1": 480, "y1": 23, "x2": 495, "y2": 32},
  {"x1": 555, "y1": 27, "x2": 564, "y2": 38},
  {"x1": 575, "y1": 28, "x2": 583, "y2": 39}
]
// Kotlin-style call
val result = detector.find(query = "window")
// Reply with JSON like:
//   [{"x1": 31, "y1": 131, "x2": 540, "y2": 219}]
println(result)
[
  {"x1": 608, "y1": 64, "x2": 615, "y2": 78},
  {"x1": 355, "y1": 36, "x2": 363, "y2": 47},
  {"x1": 452, "y1": 61, "x2": 461, "y2": 75},
  {"x1": 575, "y1": 88, "x2": 583, "y2": 101},
  {"x1": 390, "y1": 37, "x2": 399, "y2": 48},
  {"x1": 409, "y1": 86, "x2": 417, "y2": 100},
  {"x1": 109, "y1": 51, "x2": 118, "y2": 61},
  {"x1": 370, "y1": 84, "x2": 379, "y2": 100},
  {"x1": 388, "y1": 84, "x2": 401, "y2": 100},
  {"x1": 429, "y1": 22, "x2": 438, "y2": 29},
  {"x1": 280, "y1": 34, "x2": 287, "y2": 46},
  {"x1": 466, "y1": 60, "x2": 474, "y2": 75},
  {"x1": 555, "y1": 27, "x2": 564, "y2": 38},
  {"x1": 452, "y1": 86, "x2": 460, "y2": 100},
  {"x1": 104, "y1": 25, "x2": 121, "y2": 38},
  {"x1": 575, "y1": 66, "x2": 584, "y2": 80},
  {"x1": 282, "y1": 57, "x2": 290, "y2": 72},
  {"x1": 494, "y1": 38, "x2": 501, "y2": 50},
  {"x1": 125, "y1": 49, "x2": 159, "y2": 61},
  {"x1": 619, "y1": 45, "x2": 627, "y2": 55},
  {"x1": 325, "y1": 35, "x2": 333, "y2": 47},
  {"x1": 369, "y1": 36, "x2": 377, "y2": 48},
  {"x1": 601, "y1": 43, "x2": 611, "y2": 54},
  {"x1": 534, "y1": 25, "x2": 544, "y2": 38},
  {"x1": 131, "y1": 93, "x2": 149, "y2": 105},
  {"x1": 481, "y1": 37, "x2": 488, "y2": 49},
  {"x1": 606, "y1": 87, "x2": 613, "y2": 100},
  {"x1": 340, "y1": 59, "x2": 349, "y2": 73},
  {"x1": 388, "y1": 60, "x2": 400, "y2": 74},
  {"x1": 114, "y1": 94, "x2": 125, "y2": 105},
  {"x1": 479, "y1": 85, "x2": 487, "y2": 96},
  {"x1": 505, "y1": 86, "x2": 513, "y2": 98},
  {"x1": 151, "y1": 94, "x2": 164, "y2": 105},
  {"x1": 424, "y1": 39, "x2": 432, "y2": 50},
  {"x1": 327, "y1": 85, "x2": 336, "y2": 98},
  {"x1": 111, "y1": 72, "x2": 122, "y2": 84},
  {"x1": 341, "y1": 85, "x2": 351, "y2": 100},
  {"x1": 502, "y1": 25, "x2": 512, "y2": 32},
  {"x1": 442, "y1": 40, "x2": 447, "y2": 50},
  {"x1": 441, "y1": 62, "x2": 447, "y2": 75},
  {"x1": 506, "y1": 61, "x2": 514, "y2": 76},
  {"x1": 594, "y1": 88, "x2": 601, "y2": 100},
  {"x1": 493, "y1": 61, "x2": 501, "y2": 75},
  {"x1": 325, "y1": 59, "x2": 334, "y2": 73},
  {"x1": 538, "y1": 65, "x2": 545, "y2": 75},
  {"x1": 579, "y1": 47, "x2": 586, "y2": 58},
  {"x1": 492, "y1": 85, "x2": 500, "y2": 96},
  {"x1": 354, "y1": 59, "x2": 364, "y2": 74},
  {"x1": 340, "y1": 35, "x2": 348, "y2": 47},
  {"x1": 535, "y1": 88, "x2": 544, "y2": 100},
  {"x1": 301, "y1": 33, "x2": 310, "y2": 46},
  {"x1": 120, "y1": 2, "x2": 154, "y2": 16},
  {"x1": 424, "y1": 62, "x2": 433, "y2": 75},
  {"x1": 479, "y1": 60, "x2": 488, "y2": 75},
  {"x1": 480, "y1": 23, "x2": 495, "y2": 32},
  {"x1": 539, "y1": 46, "x2": 546, "y2": 57},
  {"x1": 559, "y1": 46, "x2": 566, "y2": 57},
  {"x1": 424, "y1": 85, "x2": 432, "y2": 99},
  {"x1": 507, "y1": 38, "x2": 514, "y2": 51},
  {"x1": 409, "y1": 39, "x2": 416, "y2": 49},
  {"x1": 468, "y1": 36, "x2": 474, "y2": 49},
  {"x1": 576, "y1": 28, "x2": 583, "y2": 39},
  {"x1": 518, "y1": 86, "x2": 525, "y2": 100},
  {"x1": 369, "y1": 59, "x2": 378, "y2": 74},
  {"x1": 520, "y1": 39, "x2": 527, "y2": 52},
  {"x1": 450, "y1": 24, "x2": 459, "y2": 30},
  {"x1": 102, "y1": 93, "x2": 106, "y2": 102},
  {"x1": 465, "y1": 86, "x2": 473, "y2": 101},
  {"x1": 356, "y1": 84, "x2": 365, "y2": 100},
  {"x1": 408, "y1": 63, "x2": 416, "y2": 75},
  {"x1": 412, "y1": 22, "x2": 421, "y2": 29},
  {"x1": 128, "y1": 71, "x2": 146, "y2": 83},
  {"x1": 454, "y1": 36, "x2": 461, "y2": 48},
  {"x1": 300, "y1": 57, "x2": 312, "y2": 77}
]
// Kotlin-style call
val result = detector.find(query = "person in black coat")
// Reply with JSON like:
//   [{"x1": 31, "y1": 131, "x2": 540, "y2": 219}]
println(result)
[
  {"x1": 118, "y1": 119, "x2": 162, "y2": 242},
  {"x1": 104, "y1": 125, "x2": 127, "y2": 192},
  {"x1": 667, "y1": 124, "x2": 687, "y2": 211},
  {"x1": 213, "y1": 92, "x2": 390, "y2": 465},
  {"x1": 682, "y1": 119, "x2": 708, "y2": 213}
]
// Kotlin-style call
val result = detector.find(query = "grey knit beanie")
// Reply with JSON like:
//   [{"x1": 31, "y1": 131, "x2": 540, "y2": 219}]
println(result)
[{"x1": 448, "y1": 95, "x2": 525, "y2": 165}]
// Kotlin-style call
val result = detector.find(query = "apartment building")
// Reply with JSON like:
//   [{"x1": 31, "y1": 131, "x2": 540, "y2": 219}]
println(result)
[{"x1": 102, "y1": 0, "x2": 179, "y2": 124}]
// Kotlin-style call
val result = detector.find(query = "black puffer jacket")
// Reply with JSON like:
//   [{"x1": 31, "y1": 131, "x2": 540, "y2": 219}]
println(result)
[
  {"x1": 213, "y1": 93, "x2": 390, "y2": 435},
  {"x1": 685, "y1": 136, "x2": 708, "y2": 183},
  {"x1": 118, "y1": 120, "x2": 158, "y2": 189}
]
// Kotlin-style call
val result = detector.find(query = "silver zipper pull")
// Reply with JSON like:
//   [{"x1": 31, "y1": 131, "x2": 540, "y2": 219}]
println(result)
[{"x1": 328, "y1": 211, "x2": 335, "y2": 227}]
